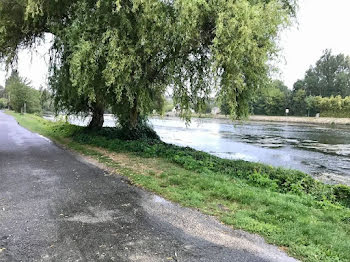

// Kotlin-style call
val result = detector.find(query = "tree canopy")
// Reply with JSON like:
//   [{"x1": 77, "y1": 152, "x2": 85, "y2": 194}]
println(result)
[
  {"x1": 5, "y1": 71, "x2": 41, "y2": 113},
  {"x1": 0, "y1": 0, "x2": 297, "y2": 131},
  {"x1": 0, "y1": 84, "x2": 5, "y2": 97},
  {"x1": 0, "y1": 84, "x2": 8, "y2": 109},
  {"x1": 295, "y1": 50, "x2": 350, "y2": 97},
  {"x1": 252, "y1": 80, "x2": 290, "y2": 116}
]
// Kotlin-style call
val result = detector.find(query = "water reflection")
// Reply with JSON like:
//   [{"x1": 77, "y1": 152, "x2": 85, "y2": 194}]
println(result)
[{"x1": 150, "y1": 117, "x2": 350, "y2": 185}]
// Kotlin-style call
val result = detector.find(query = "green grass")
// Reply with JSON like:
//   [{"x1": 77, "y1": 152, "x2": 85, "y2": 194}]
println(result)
[{"x1": 7, "y1": 111, "x2": 350, "y2": 262}]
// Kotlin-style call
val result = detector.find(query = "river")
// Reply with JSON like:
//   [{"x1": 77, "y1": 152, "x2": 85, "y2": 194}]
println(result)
[{"x1": 45, "y1": 115, "x2": 350, "y2": 185}]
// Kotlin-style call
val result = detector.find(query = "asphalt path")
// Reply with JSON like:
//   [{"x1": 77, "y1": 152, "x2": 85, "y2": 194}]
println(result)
[{"x1": 0, "y1": 112, "x2": 298, "y2": 262}]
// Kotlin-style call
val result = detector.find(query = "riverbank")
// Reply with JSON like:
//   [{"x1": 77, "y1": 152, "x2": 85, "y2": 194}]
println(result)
[
  {"x1": 162, "y1": 112, "x2": 350, "y2": 125},
  {"x1": 6, "y1": 111, "x2": 350, "y2": 262},
  {"x1": 250, "y1": 115, "x2": 350, "y2": 125}
]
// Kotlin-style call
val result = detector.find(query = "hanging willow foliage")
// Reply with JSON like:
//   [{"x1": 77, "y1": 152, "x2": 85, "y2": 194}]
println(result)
[{"x1": 0, "y1": 0, "x2": 297, "y2": 130}]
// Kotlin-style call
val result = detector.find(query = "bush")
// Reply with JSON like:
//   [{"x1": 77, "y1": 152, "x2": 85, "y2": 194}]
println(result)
[
  {"x1": 315, "y1": 96, "x2": 350, "y2": 118},
  {"x1": 0, "y1": 98, "x2": 8, "y2": 109},
  {"x1": 333, "y1": 185, "x2": 350, "y2": 207},
  {"x1": 290, "y1": 95, "x2": 350, "y2": 118},
  {"x1": 76, "y1": 121, "x2": 160, "y2": 141}
]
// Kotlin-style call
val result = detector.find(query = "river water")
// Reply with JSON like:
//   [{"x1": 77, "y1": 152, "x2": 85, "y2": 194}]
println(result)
[{"x1": 45, "y1": 115, "x2": 350, "y2": 185}]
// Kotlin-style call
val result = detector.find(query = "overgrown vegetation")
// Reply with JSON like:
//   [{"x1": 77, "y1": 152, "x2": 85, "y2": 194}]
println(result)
[{"x1": 7, "y1": 111, "x2": 350, "y2": 262}]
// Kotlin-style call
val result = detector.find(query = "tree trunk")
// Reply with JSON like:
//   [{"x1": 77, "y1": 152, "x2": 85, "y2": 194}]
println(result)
[
  {"x1": 88, "y1": 103, "x2": 104, "y2": 129},
  {"x1": 129, "y1": 100, "x2": 139, "y2": 129}
]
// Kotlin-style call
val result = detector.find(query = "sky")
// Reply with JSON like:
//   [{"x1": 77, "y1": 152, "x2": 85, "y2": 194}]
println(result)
[
  {"x1": 278, "y1": 0, "x2": 350, "y2": 88},
  {"x1": 1, "y1": 0, "x2": 350, "y2": 90},
  {"x1": 0, "y1": 36, "x2": 53, "y2": 89}
]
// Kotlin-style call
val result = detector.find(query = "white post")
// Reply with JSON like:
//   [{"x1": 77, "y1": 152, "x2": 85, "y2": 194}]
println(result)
[{"x1": 285, "y1": 108, "x2": 289, "y2": 116}]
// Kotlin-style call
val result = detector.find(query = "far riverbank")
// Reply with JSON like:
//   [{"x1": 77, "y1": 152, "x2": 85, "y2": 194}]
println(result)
[
  {"x1": 162, "y1": 112, "x2": 350, "y2": 125},
  {"x1": 249, "y1": 115, "x2": 350, "y2": 125}
]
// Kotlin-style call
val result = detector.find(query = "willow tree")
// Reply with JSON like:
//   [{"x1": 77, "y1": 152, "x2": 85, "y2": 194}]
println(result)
[{"x1": 0, "y1": 0, "x2": 297, "y2": 132}]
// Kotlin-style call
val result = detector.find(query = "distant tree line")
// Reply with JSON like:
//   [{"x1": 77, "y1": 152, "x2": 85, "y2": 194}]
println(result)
[
  {"x1": 0, "y1": 84, "x2": 8, "y2": 109},
  {"x1": 294, "y1": 50, "x2": 350, "y2": 97},
  {"x1": 220, "y1": 50, "x2": 350, "y2": 118},
  {"x1": 0, "y1": 71, "x2": 53, "y2": 114}
]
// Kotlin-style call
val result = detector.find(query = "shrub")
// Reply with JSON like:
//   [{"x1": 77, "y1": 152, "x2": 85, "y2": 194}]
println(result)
[
  {"x1": 0, "y1": 98, "x2": 8, "y2": 109},
  {"x1": 315, "y1": 96, "x2": 350, "y2": 117},
  {"x1": 333, "y1": 185, "x2": 350, "y2": 207}
]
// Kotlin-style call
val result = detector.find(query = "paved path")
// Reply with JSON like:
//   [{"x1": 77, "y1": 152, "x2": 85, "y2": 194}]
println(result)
[{"x1": 0, "y1": 112, "x2": 298, "y2": 262}]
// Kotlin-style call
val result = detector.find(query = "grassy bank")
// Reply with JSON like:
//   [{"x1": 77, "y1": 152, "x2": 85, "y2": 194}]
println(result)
[{"x1": 7, "y1": 111, "x2": 350, "y2": 262}]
